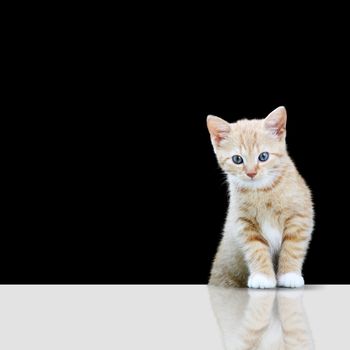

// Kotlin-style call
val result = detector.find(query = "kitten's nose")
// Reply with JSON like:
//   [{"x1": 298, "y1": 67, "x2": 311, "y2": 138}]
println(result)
[{"x1": 246, "y1": 171, "x2": 257, "y2": 178}]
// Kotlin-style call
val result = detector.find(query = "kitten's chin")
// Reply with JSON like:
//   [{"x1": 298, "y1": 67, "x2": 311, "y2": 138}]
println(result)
[{"x1": 227, "y1": 174, "x2": 277, "y2": 190}]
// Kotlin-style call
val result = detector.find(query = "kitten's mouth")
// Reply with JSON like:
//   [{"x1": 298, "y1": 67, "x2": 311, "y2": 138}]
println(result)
[{"x1": 246, "y1": 177, "x2": 258, "y2": 181}]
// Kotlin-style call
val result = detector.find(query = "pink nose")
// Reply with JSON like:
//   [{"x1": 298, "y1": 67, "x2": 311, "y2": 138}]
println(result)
[{"x1": 246, "y1": 171, "x2": 257, "y2": 178}]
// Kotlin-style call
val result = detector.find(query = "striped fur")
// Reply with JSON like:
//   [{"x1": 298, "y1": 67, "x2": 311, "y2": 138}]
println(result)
[{"x1": 207, "y1": 107, "x2": 314, "y2": 288}]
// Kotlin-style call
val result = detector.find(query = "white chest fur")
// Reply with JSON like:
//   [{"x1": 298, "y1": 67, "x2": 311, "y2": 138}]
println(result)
[{"x1": 261, "y1": 221, "x2": 282, "y2": 255}]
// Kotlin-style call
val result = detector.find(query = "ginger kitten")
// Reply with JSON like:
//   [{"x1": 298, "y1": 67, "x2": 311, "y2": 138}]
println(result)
[{"x1": 207, "y1": 107, "x2": 313, "y2": 288}]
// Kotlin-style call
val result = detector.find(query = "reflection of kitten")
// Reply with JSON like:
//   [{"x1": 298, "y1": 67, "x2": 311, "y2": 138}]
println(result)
[
  {"x1": 208, "y1": 286, "x2": 314, "y2": 349},
  {"x1": 207, "y1": 107, "x2": 313, "y2": 288}
]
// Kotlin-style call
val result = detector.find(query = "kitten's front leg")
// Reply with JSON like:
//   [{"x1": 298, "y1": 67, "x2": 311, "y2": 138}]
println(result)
[
  {"x1": 277, "y1": 215, "x2": 312, "y2": 288},
  {"x1": 238, "y1": 217, "x2": 276, "y2": 289}
]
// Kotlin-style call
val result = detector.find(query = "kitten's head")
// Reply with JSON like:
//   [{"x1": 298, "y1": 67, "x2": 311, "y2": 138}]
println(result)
[{"x1": 207, "y1": 107, "x2": 288, "y2": 189}]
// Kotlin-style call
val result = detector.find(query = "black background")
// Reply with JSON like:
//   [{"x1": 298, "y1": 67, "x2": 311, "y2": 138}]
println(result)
[{"x1": 3, "y1": 15, "x2": 349, "y2": 284}]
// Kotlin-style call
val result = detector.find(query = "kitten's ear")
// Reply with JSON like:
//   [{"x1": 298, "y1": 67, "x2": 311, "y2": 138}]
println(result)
[
  {"x1": 264, "y1": 106, "x2": 287, "y2": 139},
  {"x1": 207, "y1": 115, "x2": 231, "y2": 146}
]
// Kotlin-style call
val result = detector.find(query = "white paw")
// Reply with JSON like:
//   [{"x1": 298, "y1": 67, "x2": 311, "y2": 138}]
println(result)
[
  {"x1": 248, "y1": 273, "x2": 276, "y2": 289},
  {"x1": 278, "y1": 272, "x2": 304, "y2": 288}
]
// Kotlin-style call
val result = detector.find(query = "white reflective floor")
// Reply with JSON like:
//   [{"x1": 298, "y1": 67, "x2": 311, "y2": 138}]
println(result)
[{"x1": 0, "y1": 285, "x2": 348, "y2": 349}]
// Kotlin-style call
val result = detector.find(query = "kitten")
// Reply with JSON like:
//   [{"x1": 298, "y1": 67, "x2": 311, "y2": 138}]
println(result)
[{"x1": 207, "y1": 107, "x2": 313, "y2": 288}]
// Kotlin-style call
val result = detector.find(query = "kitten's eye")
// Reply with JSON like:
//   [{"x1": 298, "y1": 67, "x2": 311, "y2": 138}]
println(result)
[
  {"x1": 258, "y1": 152, "x2": 269, "y2": 162},
  {"x1": 232, "y1": 155, "x2": 243, "y2": 164}
]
